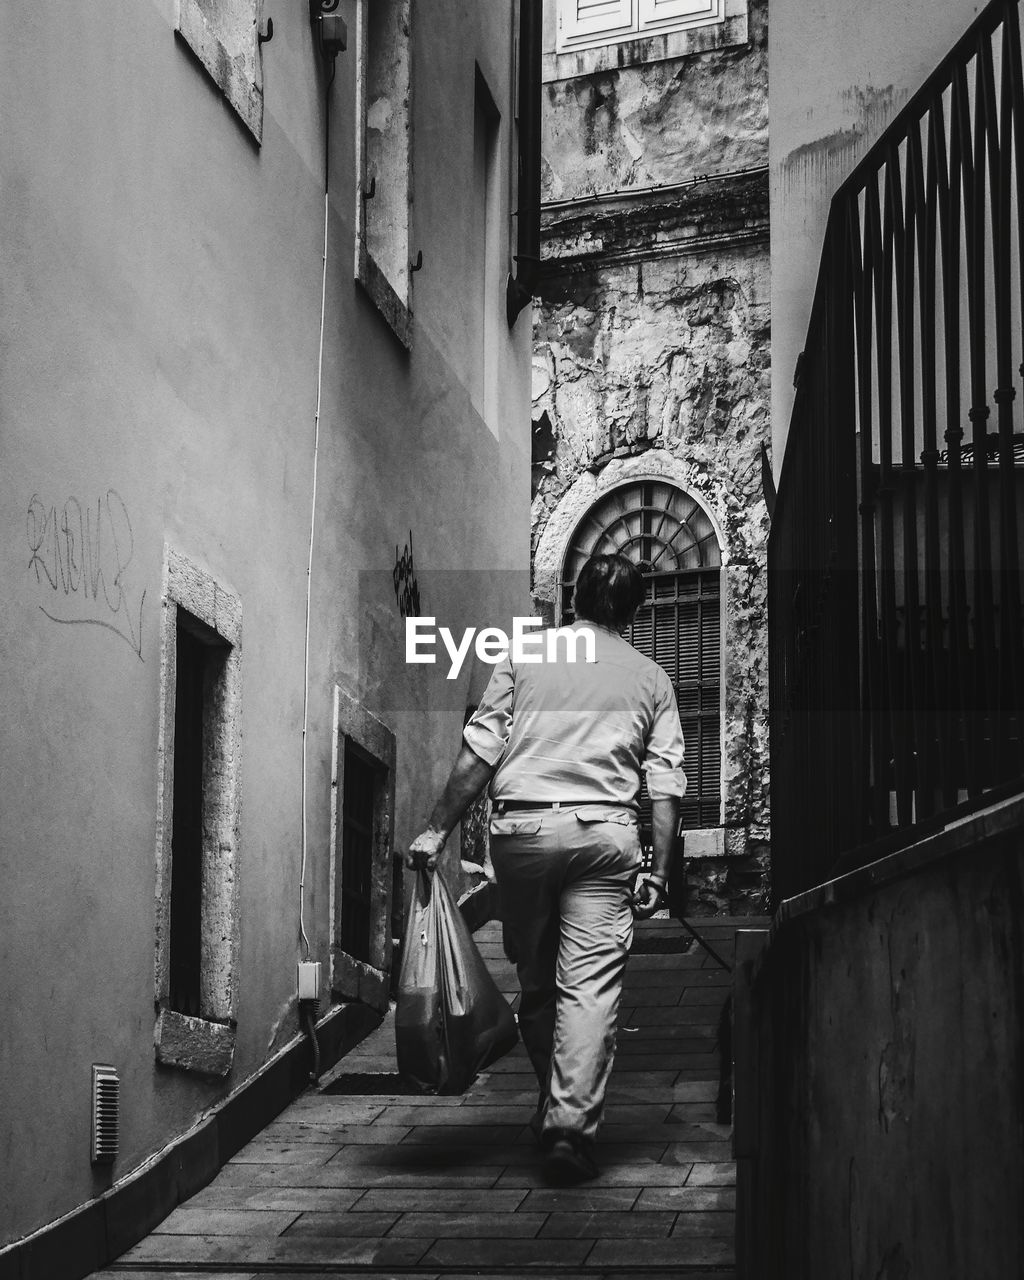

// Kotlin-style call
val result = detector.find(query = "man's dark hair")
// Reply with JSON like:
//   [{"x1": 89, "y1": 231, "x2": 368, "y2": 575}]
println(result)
[{"x1": 572, "y1": 554, "x2": 646, "y2": 630}]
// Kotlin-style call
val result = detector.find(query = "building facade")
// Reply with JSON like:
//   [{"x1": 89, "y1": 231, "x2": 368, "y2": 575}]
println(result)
[
  {"x1": 0, "y1": 0, "x2": 533, "y2": 1267},
  {"x1": 531, "y1": 0, "x2": 771, "y2": 913}
]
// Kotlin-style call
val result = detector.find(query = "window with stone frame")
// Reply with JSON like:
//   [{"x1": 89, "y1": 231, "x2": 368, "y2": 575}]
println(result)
[
  {"x1": 560, "y1": 480, "x2": 724, "y2": 840},
  {"x1": 176, "y1": 0, "x2": 266, "y2": 142},
  {"x1": 331, "y1": 688, "x2": 397, "y2": 1013},
  {"x1": 355, "y1": 0, "x2": 413, "y2": 346},
  {"x1": 154, "y1": 549, "x2": 242, "y2": 1079}
]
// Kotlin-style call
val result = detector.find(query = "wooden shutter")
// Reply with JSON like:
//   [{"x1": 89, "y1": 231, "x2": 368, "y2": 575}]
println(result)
[
  {"x1": 557, "y1": 0, "x2": 635, "y2": 50},
  {"x1": 629, "y1": 568, "x2": 721, "y2": 833},
  {"x1": 637, "y1": 0, "x2": 719, "y2": 32}
]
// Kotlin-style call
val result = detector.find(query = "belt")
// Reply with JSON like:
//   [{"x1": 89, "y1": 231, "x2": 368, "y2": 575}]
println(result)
[
  {"x1": 494, "y1": 800, "x2": 566, "y2": 811},
  {"x1": 493, "y1": 799, "x2": 636, "y2": 813}
]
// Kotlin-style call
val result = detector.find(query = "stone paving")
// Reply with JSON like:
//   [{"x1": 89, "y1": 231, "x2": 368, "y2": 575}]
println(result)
[{"x1": 99, "y1": 914, "x2": 766, "y2": 1279}]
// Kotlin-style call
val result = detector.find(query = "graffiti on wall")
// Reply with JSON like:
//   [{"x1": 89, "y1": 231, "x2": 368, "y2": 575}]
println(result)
[
  {"x1": 393, "y1": 530, "x2": 421, "y2": 618},
  {"x1": 26, "y1": 489, "x2": 146, "y2": 661}
]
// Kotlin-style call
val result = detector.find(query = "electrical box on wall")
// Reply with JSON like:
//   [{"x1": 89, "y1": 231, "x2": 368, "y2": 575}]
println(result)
[{"x1": 298, "y1": 961, "x2": 322, "y2": 1002}]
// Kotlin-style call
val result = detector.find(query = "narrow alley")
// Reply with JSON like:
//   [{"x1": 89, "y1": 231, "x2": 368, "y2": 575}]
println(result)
[{"x1": 98, "y1": 915, "x2": 764, "y2": 1278}]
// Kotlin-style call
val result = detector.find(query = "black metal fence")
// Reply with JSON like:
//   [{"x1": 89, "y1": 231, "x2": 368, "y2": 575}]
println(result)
[{"x1": 770, "y1": 0, "x2": 1024, "y2": 899}]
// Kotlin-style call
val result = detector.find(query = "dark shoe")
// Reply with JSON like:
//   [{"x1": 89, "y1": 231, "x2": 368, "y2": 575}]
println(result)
[{"x1": 543, "y1": 1134, "x2": 599, "y2": 1185}]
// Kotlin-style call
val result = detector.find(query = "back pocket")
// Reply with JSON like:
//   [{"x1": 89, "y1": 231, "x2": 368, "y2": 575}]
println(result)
[
  {"x1": 489, "y1": 817, "x2": 543, "y2": 837},
  {"x1": 574, "y1": 807, "x2": 635, "y2": 826}
]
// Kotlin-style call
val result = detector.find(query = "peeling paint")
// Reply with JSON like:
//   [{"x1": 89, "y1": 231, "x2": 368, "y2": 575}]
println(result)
[{"x1": 367, "y1": 96, "x2": 394, "y2": 132}]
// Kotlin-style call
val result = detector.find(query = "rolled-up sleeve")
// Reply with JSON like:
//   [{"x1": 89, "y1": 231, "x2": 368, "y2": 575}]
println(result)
[
  {"x1": 463, "y1": 656, "x2": 514, "y2": 766},
  {"x1": 643, "y1": 669, "x2": 687, "y2": 799}
]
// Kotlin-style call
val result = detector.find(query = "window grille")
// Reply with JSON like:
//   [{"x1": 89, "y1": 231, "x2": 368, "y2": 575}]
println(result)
[{"x1": 561, "y1": 480, "x2": 723, "y2": 833}]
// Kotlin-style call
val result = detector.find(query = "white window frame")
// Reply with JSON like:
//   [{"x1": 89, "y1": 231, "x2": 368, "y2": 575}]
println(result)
[{"x1": 556, "y1": 0, "x2": 724, "y2": 55}]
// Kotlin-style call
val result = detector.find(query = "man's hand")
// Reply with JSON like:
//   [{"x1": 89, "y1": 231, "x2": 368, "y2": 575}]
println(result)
[
  {"x1": 405, "y1": 744, "x2": 495, "y2": 874},
  {"x1": 406, "y1": 827, "x2": 446, "y2": 872},
  {"x1": 631, "y1": 873, "x2": 668, "y2": 920}
]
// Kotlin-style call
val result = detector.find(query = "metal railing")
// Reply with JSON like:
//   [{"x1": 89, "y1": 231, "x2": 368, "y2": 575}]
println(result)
[{"x1": 769, "y1": 0, "x2": 1024, "y2": 899}]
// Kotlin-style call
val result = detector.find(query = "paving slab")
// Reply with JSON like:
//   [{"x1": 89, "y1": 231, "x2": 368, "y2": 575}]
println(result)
[
  {"x1": 386, "y1": 1211, "x2": 550, "y2": 1238},
  {"x1": 538, "y1": 1210, "x2": 676, "y2": 1238},
  {"x1": 280, "y1": 1212, "x2": 402, "y2": 1236},
  {"x1": 118, "y1": 1234, "x2": 433, "y2": 1267},
  {"x1": 636, "y1": 1186, "x2": 736, "y2": 1211},
  {"x1": 187, "y1": 1186, "x2": 366, "y2": 1212},
  {"x1": 262, "y1": 1123, "x2": 414, "y2": 1144},
  {"x1": 589, "y1": 1236, "x2": 735, "y2": 1267},
  {"x1": 353, "y1": 1188, "x2": 530, "y2": 1212},
  {"x1": 151, "y1": 1208, "x2": 299, "y2": 1235},
  {"x1": 420, "y1": 1237, "x2": 593, "y2": 1267}
]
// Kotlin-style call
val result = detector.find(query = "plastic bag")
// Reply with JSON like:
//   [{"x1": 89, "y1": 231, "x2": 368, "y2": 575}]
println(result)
[{"x1": 395, "y1": 868, "x2": 518, "y2": 1095}]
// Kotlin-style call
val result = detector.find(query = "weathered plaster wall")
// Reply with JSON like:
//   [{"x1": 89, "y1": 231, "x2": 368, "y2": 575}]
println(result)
[
  {"x1": 738, "y1": 808, "x2": 1024, "y2": 1279},
  {"x1": 769, "y1": 0, "x2": 986, "y2": 472},
  {"x1": 541, "y1": 0, "x2": 767, "y2": 202},
  {"x1": 534, "y1": 0, "x2": 771, "y2": 912},
  {"x1": 0, "y1": 0, "x2": 529, "y2": 1248},
  {"x1": 533, "y1": 228, "x2": 771, "y2": 911}
]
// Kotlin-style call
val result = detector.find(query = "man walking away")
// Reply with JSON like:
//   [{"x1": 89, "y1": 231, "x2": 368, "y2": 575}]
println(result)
[{"x1": 407, "y1": 554, "x2": 685, "y2": 1184}]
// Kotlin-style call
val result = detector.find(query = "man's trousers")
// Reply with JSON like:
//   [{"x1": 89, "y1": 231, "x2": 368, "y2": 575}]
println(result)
[{"x1": 488, "y1": 804, "x2": 642, "y2": 1145}]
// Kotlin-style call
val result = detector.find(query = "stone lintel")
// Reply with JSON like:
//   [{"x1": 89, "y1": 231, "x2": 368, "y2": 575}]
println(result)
[{"x1": 540, "y1": 170, "x2": 769, "y2": 274}]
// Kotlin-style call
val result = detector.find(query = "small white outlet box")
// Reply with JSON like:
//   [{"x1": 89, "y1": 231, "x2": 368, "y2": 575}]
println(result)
[{"x1": 297, "y1": 960, "x2": 321, "y2": 1001}]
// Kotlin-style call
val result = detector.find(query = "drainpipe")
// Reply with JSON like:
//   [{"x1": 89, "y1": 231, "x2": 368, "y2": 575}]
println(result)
[{"x1": 506, "y1": 0, "x2": 542, "y2": 327}]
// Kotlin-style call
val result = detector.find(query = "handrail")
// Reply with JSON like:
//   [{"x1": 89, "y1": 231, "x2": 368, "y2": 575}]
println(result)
[{"x1": 769, "y1": 0, "x2": 1024, "y2": 898}]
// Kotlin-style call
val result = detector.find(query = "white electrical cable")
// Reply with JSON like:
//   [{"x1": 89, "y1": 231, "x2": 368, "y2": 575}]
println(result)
[{"x1": 299, "y1": 88, "x2": 333, "y2": 961}]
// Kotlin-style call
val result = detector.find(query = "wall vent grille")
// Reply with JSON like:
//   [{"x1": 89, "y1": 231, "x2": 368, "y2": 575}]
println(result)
[{"x1": 91, "y1": 1064, "x2": 119, "y2": 1164}]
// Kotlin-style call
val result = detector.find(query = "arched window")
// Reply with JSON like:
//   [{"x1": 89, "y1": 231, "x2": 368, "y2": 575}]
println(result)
[{"x1": 561, "y1": 480, "x2": 722, "y2": 831}]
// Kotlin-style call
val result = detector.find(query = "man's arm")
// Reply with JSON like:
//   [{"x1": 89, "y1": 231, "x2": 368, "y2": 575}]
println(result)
[
  {"x1": 406, "y1": 743, "x2": 496, "y2": 871},
  {"x1": 633, "y1": 795, "x2": 679, "y2": 919}
]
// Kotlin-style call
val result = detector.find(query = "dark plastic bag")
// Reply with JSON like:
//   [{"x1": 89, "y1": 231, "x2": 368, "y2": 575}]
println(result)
[{"x1": 395, "y1": 868, "x2": 518, "y2": 1095}]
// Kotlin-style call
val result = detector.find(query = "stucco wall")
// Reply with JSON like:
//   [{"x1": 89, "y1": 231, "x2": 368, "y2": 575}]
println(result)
[
  {"x1": 737, "y1": 805, "x2": 1024, "y2": 1279},
  {"x1": 0, "y1": 0, "x2": 529, "y2": 1247},
  {"x1": 769, "y1": 0, "x2": 986, "y2": 472}
]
